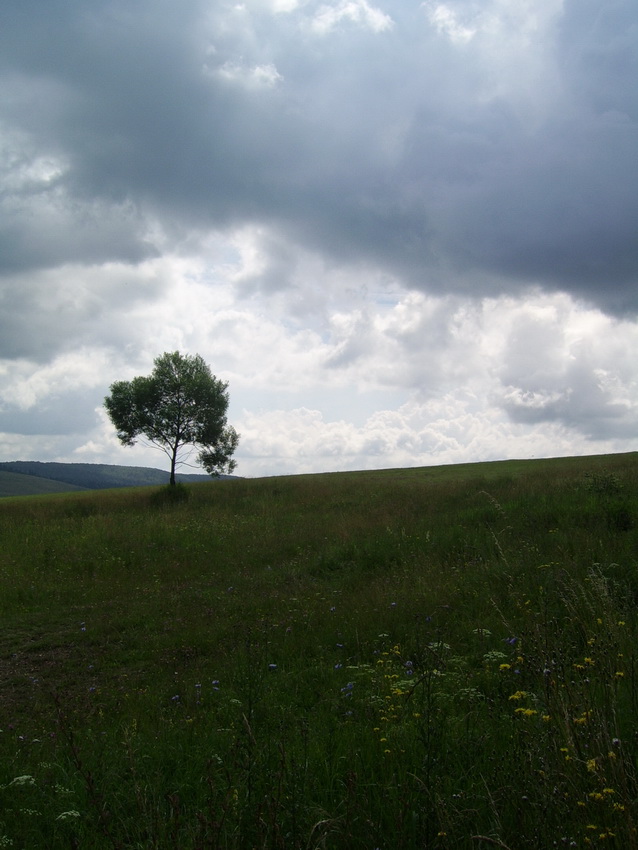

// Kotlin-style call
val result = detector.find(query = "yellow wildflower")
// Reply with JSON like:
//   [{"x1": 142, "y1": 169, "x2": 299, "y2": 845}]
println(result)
[{"x1": 508, "y1": 690, "x2": 528, "y2": 701}]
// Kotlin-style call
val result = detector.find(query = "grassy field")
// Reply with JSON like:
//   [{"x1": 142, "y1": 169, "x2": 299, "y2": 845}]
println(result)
[{"x1": 1, "y1": 453, "x2": 637, "y2": 849}]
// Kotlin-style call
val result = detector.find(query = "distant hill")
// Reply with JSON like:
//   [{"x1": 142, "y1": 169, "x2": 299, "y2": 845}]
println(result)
[
  {"x1": 0, "y1": 461, "x2": 232, "y2": 497},
  {"x1": 0, "y1": 468, "x2": 86, "y2": 497}
]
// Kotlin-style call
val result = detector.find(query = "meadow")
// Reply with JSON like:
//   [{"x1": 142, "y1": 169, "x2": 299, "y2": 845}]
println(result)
[{"x1": 1, "y1": 453, "x2": 637, "y2": 849}]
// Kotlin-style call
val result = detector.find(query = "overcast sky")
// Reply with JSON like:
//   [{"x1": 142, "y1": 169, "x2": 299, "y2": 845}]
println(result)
[{"x1": 1, "y1": 0, "x2": 637, "y2": 477}]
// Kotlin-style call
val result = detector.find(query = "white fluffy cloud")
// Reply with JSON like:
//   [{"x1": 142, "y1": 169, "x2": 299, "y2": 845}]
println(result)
[
  {"x1": 311, "y1": 0, "x2": 394, "y2": 34},
  {"x1": 2, "y1": 249, "x2": 636, "y2": 475}
]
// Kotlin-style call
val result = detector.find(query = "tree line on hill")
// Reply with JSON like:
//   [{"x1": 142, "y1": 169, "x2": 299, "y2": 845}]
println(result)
[{"x1": 0, "y1": 461, "x2": 221, "y2": 495}]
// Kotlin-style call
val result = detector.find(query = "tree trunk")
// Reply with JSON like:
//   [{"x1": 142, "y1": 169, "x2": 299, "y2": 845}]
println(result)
[{"x1": 170, "y1": 445, "x2": 177, "y2": 486}]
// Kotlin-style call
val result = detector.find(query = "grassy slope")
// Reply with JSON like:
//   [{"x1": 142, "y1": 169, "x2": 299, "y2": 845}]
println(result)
[
  {"x1": 0, "y1": 469, "x2": 86, "y2": 497},
  {"x1": 0, "y1": 452, "x2": 637, "y2": 848}
]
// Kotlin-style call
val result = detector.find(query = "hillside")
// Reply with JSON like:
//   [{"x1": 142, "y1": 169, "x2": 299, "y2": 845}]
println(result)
[
  {"x1": 0, "y1": 451, "x2": 637, "y2": 848},
  {"x1": 0, "y1": 460, "x2": 226, "y2": 497},
  {"x1": 0, "y1": 468, "x2": 86, "y2": 497}
]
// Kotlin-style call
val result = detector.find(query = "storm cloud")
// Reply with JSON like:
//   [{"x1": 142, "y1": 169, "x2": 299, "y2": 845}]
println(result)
[{"x1": 0, "y1": 0, "x2": 637, "y2": 474}]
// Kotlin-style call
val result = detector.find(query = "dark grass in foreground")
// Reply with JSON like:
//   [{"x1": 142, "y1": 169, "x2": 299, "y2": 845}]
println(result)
[{"x1": 1, "y1": 453, "x2": 637, "y2": 849}]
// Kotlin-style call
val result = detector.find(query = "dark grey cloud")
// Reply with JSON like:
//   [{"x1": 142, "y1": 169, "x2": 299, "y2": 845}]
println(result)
[
  {"x1": 0, "y1": 262, "x2": 170, "y2": 361},
  {"x1": 500, "y1": 371, "x2": 635, "y2": 441},
  {"x1": 1, "y1": 0, "x2": 637, "y2": 340},
  {"x1": 496, "y1": 309, "x2": 637, "y2": 438},
  {"x1": 558, "y1": 0, "x2": 638, "y2": 119},
  {"x1": 0, "y1": 388, "x2": 101, "y2": 436}
]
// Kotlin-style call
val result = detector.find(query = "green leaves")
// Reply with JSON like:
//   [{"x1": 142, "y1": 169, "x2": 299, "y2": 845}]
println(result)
[
  {"x1": 198, "y1": 425, "x2": 240, "y2": 476},
  {"x1": 103, "y1": 380, "x2": 142, "y2": 446},
  {"x1": 104, "y1": 352, "x2": 239, "y2": 483}
]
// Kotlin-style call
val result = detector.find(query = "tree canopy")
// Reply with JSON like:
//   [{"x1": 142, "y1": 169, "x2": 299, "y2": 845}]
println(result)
[{"x1": 104, "y1": 352, "x2": 239, "y2": 485}]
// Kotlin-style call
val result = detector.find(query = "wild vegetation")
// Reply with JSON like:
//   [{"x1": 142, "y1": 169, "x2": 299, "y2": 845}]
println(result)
[{"x1": 0, "y1": 453, "x2": 637, "y2": 849}]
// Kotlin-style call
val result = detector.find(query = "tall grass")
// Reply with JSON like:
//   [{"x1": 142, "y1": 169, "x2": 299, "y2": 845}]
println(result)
[{"x1": 0, "y1": 453, "x2": 637, "y2": 848}]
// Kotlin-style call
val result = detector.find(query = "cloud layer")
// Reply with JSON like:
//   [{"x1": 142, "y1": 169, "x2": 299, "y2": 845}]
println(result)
[{"x1": 1, "y1": 0, "x2": 637, "y2": 475}]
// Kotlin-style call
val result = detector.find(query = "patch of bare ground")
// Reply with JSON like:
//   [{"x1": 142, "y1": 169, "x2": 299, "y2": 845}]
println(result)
[{"x1": 0, "y1": 635, "x2": 94, "y2": 718}]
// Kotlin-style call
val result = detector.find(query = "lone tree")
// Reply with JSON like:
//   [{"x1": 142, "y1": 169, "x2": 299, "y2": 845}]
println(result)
[{"x1": 104, "y1": 351, "x2": 239, "y2": 486}]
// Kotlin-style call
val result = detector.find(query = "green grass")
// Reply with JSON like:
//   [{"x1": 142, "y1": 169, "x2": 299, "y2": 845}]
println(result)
[{"x1": 1, "y1": 453, "x2": 637, "y2": 848}]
